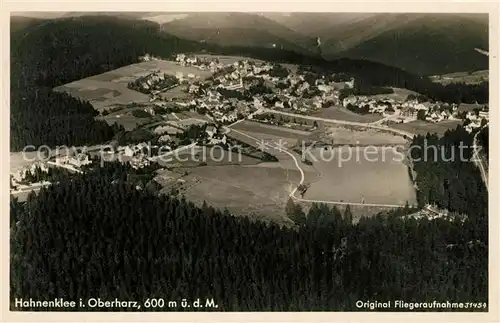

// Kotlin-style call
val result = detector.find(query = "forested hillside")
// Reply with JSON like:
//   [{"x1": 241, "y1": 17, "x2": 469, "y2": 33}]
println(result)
[
  {"x1": 10, "y1": 16, "x2": 204, "y2": 151},
  {"x1": 10, "y1": 162, "x2": 488, "y2": 311},
  {"x1": 264, "y1": 13, "x2": 489, "y2": 75}
]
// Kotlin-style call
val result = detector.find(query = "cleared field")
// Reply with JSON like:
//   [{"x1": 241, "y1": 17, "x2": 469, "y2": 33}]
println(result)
[
  {"x1": 102, "y1": 113, "x2": 154, "y2": 131},
  {"x1": 55, "y1": 78, "x2": 150, "y2": 111},
  {"x1": 10, "y1": 152, "x2": 40, "y2": 173},
  {"x1": 141, "y1": 13, "x2": 189, "y2": 24},
  {"x1": 159, "y1": 86, "x2": 190, "y2": 101},
  {"x1": 231, "y1": 120, "x2": 312, "y2": 145},
  {"x1": 430, "y1": 70, "x2": 488, "y2": 85},
  {"x1": 183, "y1": 165, "x2": 302, "y2": 225},
  {"x1": 11, "y1": 189, "x2": 38, "y2": 202},
  {"x1": 365, "y1": 87, "x2": 419, "y2": 101},
  {"x1": 390, "y1": 119, "x2": 462, "y2": 136},
  {"x1": 322, "y1": 125, "x2": 408, "y2": 146},
  {"x1": 173, "y1": 118, "x2": 208, "y2": 128},
  {"x1": 311, "y1": 107, "x2": 382, "y2": 123},
  {"x1": 157, "y1": 147, "x2": 262, "y2": 168},
  {"x1": 304, "y1": 147, "x2": 416, "y2": 206},
  {"x1": 458, "y1": 103, "x2": 484, "y2": 112},
  {"x1": 54, "y1": 59, "x2": 209, "y2": 111}
]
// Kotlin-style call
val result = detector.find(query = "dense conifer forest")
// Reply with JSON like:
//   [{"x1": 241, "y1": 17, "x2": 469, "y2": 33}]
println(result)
[
  {"x1": 10, "y1": 162, "x2": 488, "y2": 311},
  {"x1": 477, "y1": 126, "x2": 489, "y2": 158},
  {"x1": 410, "y1": 126, "x2": 488, "y2": 220}
]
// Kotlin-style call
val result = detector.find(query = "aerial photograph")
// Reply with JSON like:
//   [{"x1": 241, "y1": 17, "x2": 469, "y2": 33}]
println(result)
[{"x1": 9, "y1": 11, "x2": 489, "y2": 312}]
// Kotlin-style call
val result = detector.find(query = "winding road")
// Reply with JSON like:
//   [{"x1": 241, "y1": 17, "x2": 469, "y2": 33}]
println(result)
[{"x1": 473, "y1": 124, "x2": 489, "y2": 190}]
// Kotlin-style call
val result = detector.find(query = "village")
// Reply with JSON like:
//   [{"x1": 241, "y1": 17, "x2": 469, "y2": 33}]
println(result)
[{"x1": 11, "y1": 53, "x2": 489, "y2": 221}]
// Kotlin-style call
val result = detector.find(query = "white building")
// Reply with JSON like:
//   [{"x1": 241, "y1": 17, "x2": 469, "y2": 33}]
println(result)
[{"x1": 479, "y1": 110, "x2": 489, "y2": 120}]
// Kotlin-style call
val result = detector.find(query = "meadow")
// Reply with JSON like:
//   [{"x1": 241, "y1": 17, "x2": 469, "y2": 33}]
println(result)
[
  {"x1": 53, "y1": 59, "x2": 208, "y2": 112},
  {"x1": 390, "y1": 119, "x2": 462, "y2": 136},
  {"x1": 304, "y1": 147, "x2": 417, "y2": 206}
]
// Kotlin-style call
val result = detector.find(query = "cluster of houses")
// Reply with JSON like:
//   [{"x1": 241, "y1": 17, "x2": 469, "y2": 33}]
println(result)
[
  {"x1": 129, "y1": 70, "x2": 179, "y2": 95},
  {"x1": 205, "y1": 125, "x2": 228, "y2": 145},
  {"x1": 55, "y1": 153, "x2": 92, "y2": 168},
  {"x1": 174, "y1": 54, "x2": 355, "y2": 115},
  {"x1": 10, "y1": 162, "x2": 50, "y2": 190},
  {"x1": 405, "y1": 204, "x2": 467, "y2": 222},
  {"x1": 139, "y1": 53, "x2": 160, "y2": 62},
  {"x1": 175, "y1": 54, "x2": 226, "y2": 73},
  {"x1": 464, "y1": 108, "x2": 489, "y2": 133},
  {"x1": 116, "y1": 143, "x2": 153, "y2": 169},
  {"x1": 343, "y1": 94, "x2": 482, "y2": 124}
]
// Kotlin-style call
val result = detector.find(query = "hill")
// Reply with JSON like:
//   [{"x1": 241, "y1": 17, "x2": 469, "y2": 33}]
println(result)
[
  {"x1": 331, "y1": 14, "x2": 488, "y2": 75},
  {"x1": 264, "y1": 13, "x2": 489, "y2": 75},
  {"x1": 13, "y1": 12, "x2": 489, "y2": 75},
  {"x1": 160, "y1": 12, "x2": 318, "y2": 56},
  {"x1": 10, "y1": 15, "x2": 46, "y2": 32},
  {"x1": 10, "y1": 15, "x2": 204, "y2": 150}
]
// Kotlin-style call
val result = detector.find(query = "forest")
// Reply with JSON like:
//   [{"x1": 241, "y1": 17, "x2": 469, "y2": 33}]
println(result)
[
  {"x1": 10, "y1": 161, "x2": 487, "y2": 312},
  {"x1": 409, "y1": 125, "x2": 488, "y2": 221},
  {"x1": 10, "y1": 16, "x2": 203, "y2": 151},
  {"x1": 477, "y1": 125, "x2": 489, "y2": 158}
]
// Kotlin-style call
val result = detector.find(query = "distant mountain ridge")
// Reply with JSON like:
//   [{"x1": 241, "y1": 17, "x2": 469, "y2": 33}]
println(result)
[
  {"x1": 159, "y1": 12, "x2": 319, "y2": 56},
  {"x1": 11, "y1": 12, "x2": 488, "y2": 75},
  {"x1": 11, "y1": 12, "x2": 489, "y2": 77},
  {"x1": 263, "y1": 13, "x2": 489, "y2": 75}
]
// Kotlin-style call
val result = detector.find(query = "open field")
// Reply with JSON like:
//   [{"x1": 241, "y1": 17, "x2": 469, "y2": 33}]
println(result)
[
  {"x1": 10, "y1": 152, "x2": 40, "y2": 173},
  {"x1": 11, "y1": 188, "x2": 41, "y2": 202},
  {"x1": 141, "y1": 13, "x2": 189, "y2": 24},
  {"x1": 389, "y1": 119, "x2": 462, "y2": 136},
  {"x1": 364, "y1": 87, "x2": 419, "y2": 101},
  {"x1": 182, "y1": 165, "x2": 302, "y2": 225},
  {"x1": 102, "y1": 113, "x2": 153, "y2": 131},
  {"x1": 158, "y1": 86, "x2": 189, "y2": 100},
  {"x1": 304, "y1": 147, "x2": 417, "y2": 206},
  {"x1": 458, "y1": 102, "x2": 485, "y2": 113},
  {"x1": 430, "y1": 70, "x2": 488, "y2": 85},
  {"x1": 156, "y1": 147, "x2": 262, "y2": 168},
  {"x1": 321, "y1": 125, "x2": 408, "y2": 146},
  {"x1": 309, "y1": 107, "x2": 383, "y2": 123},
  {"x1": 55, "y1": 77, "x2": 150, "y2": 111},
  {"x1": 54, "y1": 59, "x2": 208, "y2": 111},
  {"x1": 231, "y1": 120, "x2": 313, "y2": 145}
]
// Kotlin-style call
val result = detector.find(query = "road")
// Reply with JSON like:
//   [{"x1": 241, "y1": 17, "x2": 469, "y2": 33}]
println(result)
[
  {"x1": 47, "y1": 161, "x2": 84, "y2": 174},
  {"x1": 473, "y1": 124, "x2": 489, "y2": 190},
  {"x1": 262, "y1": 108, "x2": 415, "y2": 138},
  {"x1": 11, "y1": 181, "x2": 52, "y2": 195},
  {"x1": 227, "y1": 126, "x2": 404, "y2": 208}
]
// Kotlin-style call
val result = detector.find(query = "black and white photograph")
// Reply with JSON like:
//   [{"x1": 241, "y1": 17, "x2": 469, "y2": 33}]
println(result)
[{"x1": 3, "y1": 3, "x2": 498, "y2": 321}]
